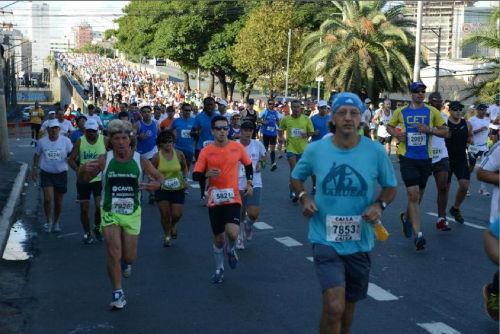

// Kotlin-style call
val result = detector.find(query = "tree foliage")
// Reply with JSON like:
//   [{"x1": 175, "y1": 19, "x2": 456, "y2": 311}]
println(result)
[{"x1": 73, "y1": 43, "x2": 114, "y2": 58}]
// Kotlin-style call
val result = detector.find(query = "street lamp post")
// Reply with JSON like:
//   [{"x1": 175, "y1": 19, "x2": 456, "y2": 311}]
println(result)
[{"x1": 422, "y1": 27, "x2": 442, "y2": 92}]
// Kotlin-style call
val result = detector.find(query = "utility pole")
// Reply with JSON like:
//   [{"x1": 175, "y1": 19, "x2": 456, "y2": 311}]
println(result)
[
  {"x1": 435, "y1": 27, "x2": 442, "y2": 92},
  {"x1": 413, "y1": 1, "x2": 423, "y2": 82},
  {"x1": 0, "y1": 47, "x2": 9, "y2": 162},
  {"x1": 285, "y1": 29, "x2": 291, "y2": 98}
]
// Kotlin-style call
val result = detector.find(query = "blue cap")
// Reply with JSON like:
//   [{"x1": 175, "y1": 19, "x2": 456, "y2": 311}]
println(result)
[
  {"x1": 330, "y1": 92, "x2": 364, "y2": 115},
  {"x1": 409, "y1": 81, "x2": 427, "y2": 93}
]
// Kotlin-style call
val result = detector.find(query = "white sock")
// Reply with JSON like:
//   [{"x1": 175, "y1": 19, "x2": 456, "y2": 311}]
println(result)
[{"x1": 213, "y1": 244, "x2": 224, "y2": 270}]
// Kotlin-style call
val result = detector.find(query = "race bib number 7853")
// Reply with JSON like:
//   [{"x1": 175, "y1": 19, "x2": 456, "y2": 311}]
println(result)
[{"x1": 326, "y1": 215, "x2": 362, "y2": 242}]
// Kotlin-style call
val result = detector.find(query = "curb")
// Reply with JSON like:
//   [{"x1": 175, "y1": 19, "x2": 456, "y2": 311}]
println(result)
[{"x1": 0, "y1": 162, "x2": 28, "y2": 255}]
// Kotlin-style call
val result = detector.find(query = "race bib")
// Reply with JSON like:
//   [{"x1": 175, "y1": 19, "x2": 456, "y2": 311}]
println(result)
[
  {"x1": 266, "y1": 126, "x2": 275, "y2": 132},
  {"x1": 407, "y1": 132, "x2": 426, "y2": 147},
  {"x1": 163, "y1": 178, "x2": 181, "y2": 190},
  {"x1": 111, "y1": 197, "x2": 134, "y2": 215},
  {"x1": 212, "y1": 188, "x2": 235, "y2": 205},
  {"x1": 181, "y1": 129, "x2": 191, "y2": 139},
  {"x1": 432, "y1": 148, "x2": 442, "y2": 160},
  {"x1": 45, "y1": 149, "x2": 63, "y2": 161},
  {"x1": 238, "y1": 164, "x2": 245, "y2": 177},
  {"x1": 203, "y1": 140, "x2": 214, "y2": 147},
  {"x1": 326, "y1": 215, "x2": 362, "y2": 242},
  {"x1": 468, "y1": 144, "x2": 486, "y2": 155},
  {"x1": 291, "y1": 128, "x2": 303, "y2": 138}
]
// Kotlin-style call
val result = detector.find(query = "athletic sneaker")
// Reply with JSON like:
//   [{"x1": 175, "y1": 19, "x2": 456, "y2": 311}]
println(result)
[
  {"x1": 479, "y1": 189, "x2": 491, "y2": 196},
  {"x1": 211, "y1": 268, "x2": 224, "y2": 284},
  {"x1": 163, "y1": 236, "x2": 172, "y2": 247},
  {"x1": 43, "y1": 223, "x2": 52, "y2": 233},
  {"x1": 270, "y1": 162, "x2": 277, "y2": 171},
  {"x1": 466, "y1": 190, "x2": 471, "y2": 197},
  {"x1": 109, "y1": 290, "x2": 126, "y2": 310},
  {"x1": 53, "y1": 223, "x2": 62, "y2": 233},
  {"x1": 244, "y1": 221, "x2": 253, "y2": 241},
  {"x1": 93, "y1": 226, "x2": 102, "y2": 242},
  {"x1": 449, "y1": 206, "x2": 465, "y2": 224},
  {"x1": 436, "y1": 218, "x2": 451, "y2": 231},
  {"x1": 236, "y1": 237, "x2": 245, "y2": 250},
  {"x1": 482, "y1": 284, "x2": 499, "y2": 321},
  {"x1": 227, "y1": 249, "x2": 238, "y2": 269},
  {"x1": 414, "y1": 235, "x2": 426, "y2": 251},
  {"x1": 121, "y1": 262, "x2": 132, "y2": 278},
  {"x1": 171, "y1": 224, "x2": 178, "y2": 239},
  {"x1": 400, "y1": 212, "x2": 412, "y2": 238},
  {"x1": 83, "y1": 232, "x2": 94, "y2": 244},
  {"x1": 200, "y1": 195, "x2": 207, "y2": 207}
]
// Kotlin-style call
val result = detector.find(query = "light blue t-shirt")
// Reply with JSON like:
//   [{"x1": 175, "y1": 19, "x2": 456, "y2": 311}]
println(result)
[
  {"x1": 171, "y1": 116, "x2": 195, "y2": 153},
  {"x1": 193, "y1": 111, "x2": 220, "y2": 150},
  {"x1": 490, "y1": 217, "x2": 499, "y2": 239},
  {"x1": 310, "y1": 114, "x2": 331, "y2": 141},
  {"x1": 291, "y1": 136, "x2": 397, "y2": 255}
]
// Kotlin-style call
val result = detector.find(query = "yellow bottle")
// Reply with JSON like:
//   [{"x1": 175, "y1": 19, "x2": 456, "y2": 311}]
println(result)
[{"x1": 373, "y1": 221, "x2": 389, "y2": 241}]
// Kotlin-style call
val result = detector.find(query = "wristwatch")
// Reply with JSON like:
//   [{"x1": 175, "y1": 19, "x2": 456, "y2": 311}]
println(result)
[{"x1": 376, "y1": 199, "x2": 387, "y2": 211}]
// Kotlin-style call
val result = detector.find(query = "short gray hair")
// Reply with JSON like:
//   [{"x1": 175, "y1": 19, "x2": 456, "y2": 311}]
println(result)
[{"x1": 108, "y1": 119, "x2": 133, "y2": 138}]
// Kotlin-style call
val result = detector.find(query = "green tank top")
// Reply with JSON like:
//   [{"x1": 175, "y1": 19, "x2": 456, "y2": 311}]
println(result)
[
  {"x1": 80, "y1": 135, "x2": 106, "y2": 182},
  {"x1": 158, "y1": 150, "x2": 184, "y2": 191},
  {"x1": 101, "y1": 151, "x2": 142, "y2": 215}
]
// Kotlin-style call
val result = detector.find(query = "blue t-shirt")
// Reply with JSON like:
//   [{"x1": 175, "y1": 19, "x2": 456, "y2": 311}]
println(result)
[
  {"x1": 70, "y1": 129, "x2": 84, "y2": 144},
  {"x1": 171, "y1": 117, "x2": 195, "y2": 153},
  {"x1": 490, "y1": 217, "x2": 499, "y2": 239},
  {"x1": 311, "y1": 114, "x2": 331, "y2": 141},
  {"x1": 100, "y1": 113, "x2": 115, "y2": 130},
  {"x1": 291, "y1": 136, "x2": 397, "y2": 255},
  {"x1": 193, "y1": 111, "x2": 219, "y2": 150},
  {"x1": 261, "y1": 108, "x2": 280, "y2": 136},
  {"x1": 136, "y1": 120, "x2": 157, "y2": 154},
  {"x1": 228, "y1": 126, "x2": 240, "y2": 140}
]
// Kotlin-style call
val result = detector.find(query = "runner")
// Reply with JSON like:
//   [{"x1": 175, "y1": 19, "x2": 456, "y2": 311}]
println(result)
[
  {"x1": 278, "y1": 100, "x2": 314, "y2": 202},
  {"x1": 170, "y1": 102, "x2": 195, "y2": 171},
  {"x1": 135, "y1": 105, "x2": 158, "y2": 203},
  {"x1": 241, "y1": 98, "x2": 259, "y2": 139},
  {"x1": 29, "y1": 101, "x2": 44, "y2": 146},
  {"x1": 386, "y1": 81, "x2": 447, "y2": 250},
  {"x1": 54, "y1": 110, "x2": 74, "y2": 136},
  {"x1": 86, "y1": 104, "x2": 104, "y2": 131},
  {"x1": 100, "y1": 107, "x2": 115, "y2": 135},
  {"x1": 477, "y1": 142, "x2": 499, "y2": 321},
  {"x1": 291, "y1": 92, "x2": 397, "y2": 334},
  {"x1": 445, "y1": 101, "x2": 472, "y2": 224},
  {"x1": 78, "y1": 119, "x2": 164, "y2": 309},
  {"x1": 310, "y1": 100, "x2": 331, "y2": 194},
  {"x1": 191, "y1": 96, "x2": 219, "y2": 204},
  {"x1": 30, "y1": 119, "x2": 73, "y2": 233},
  {"x1": 260, "y1": 98, "x2": 281, "y2": 171},
  {"x1": 427, "y1": 92, "x2": 452, "y2": 231},
  {"x1": 228, "y1": 113, "x2": 241, "y2": 140},
  {"x1": 68, "y1": 119, "x2": 108, "y2": 244},
  {"x1": 70, "y1": 115, "x2": 87, "y2": 144},
  {"x1": 192, "y1": 115, "x2": 253, "y2": 283},
  {"x1": 468, "y1": 103, "x2": 491, "y2": 196},
  {"x1": 487, "y1": 94, "x2": 499, "y2": 144},
  {"x1": 152, "y1": 129, "x2": 188, "y2": 246},
  {"x1": 373, "y1": 99, "x2": 393, "y2": 155},
  {"x1": 159, "y1": 105, "x2": 176, "y2": 130},
  {"x1": 236, "y1": 121, "x2": 266, "y2": 250}
]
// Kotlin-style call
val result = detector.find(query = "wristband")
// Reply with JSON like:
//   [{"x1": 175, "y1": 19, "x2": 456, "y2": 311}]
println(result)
[{"x1": 298, "y1": 191, "x2": 307, "y2": 201}]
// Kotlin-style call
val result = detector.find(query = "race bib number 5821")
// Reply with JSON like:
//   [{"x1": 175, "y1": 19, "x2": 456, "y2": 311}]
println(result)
[
  {"x1": 212, "y1": 188, "x2": 235, "y2": 205},
  {"x1": 326, "y1": 215, "x2": 361, "y2": 242}
]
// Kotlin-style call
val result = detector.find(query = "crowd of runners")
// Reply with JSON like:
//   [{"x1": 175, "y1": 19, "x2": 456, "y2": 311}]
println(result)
[{"x1": 27, "y1": 55, "x2": 499, "y2": 332}]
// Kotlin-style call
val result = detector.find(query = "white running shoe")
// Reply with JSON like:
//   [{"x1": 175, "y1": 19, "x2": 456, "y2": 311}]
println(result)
[
  {"x1": 122, "y1": 263, "x2": 132, "y2": 278},
  {"x1": 53, "y1": 223, "x2": 62, "y2": 233},
  {"x1": 109, "y1": 290, "x2": 126, "y2": 310},
  {"x1": 43, "y1": 223, "x2": 52, "y2": 233},
  {"x1": 236, "y1": 237, "x2": 245, "y2": 250},
  {"x1": 479, "y1": 189, "x2": 491, "y2": 196}
]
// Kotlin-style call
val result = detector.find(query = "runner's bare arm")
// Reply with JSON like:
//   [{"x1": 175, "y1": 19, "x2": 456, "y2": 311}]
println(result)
[
  {"x1": 30, "y1": 153, "x2": 40, "y2": 181},
  {"x1": 362, "y1": 186, "x2": 397, "y2": 224},
  {"x1": 291, "y1": 178, "x2": 318, "y2": 218},
  {"x1": 68, "y1": 139, "x2": 81, "y2": 171},
  {"x1": 78, "y1": 154, "x2": 105, "y2": 183},
  {"x1": 140, "y1": 157, "x2": 163, "y2": 192},
  {"x1": 477, "y1": 168, "x2": 499, "y2": 186},
  {"x1": 150, "y1": 152, "x2": 160, "y2": 169},
  {"x1": 466, "y1": 121, "x2": 473, "y2": 144},
  {"x1": 176, "y1": 149, "x2": 188, "y2": 178}
]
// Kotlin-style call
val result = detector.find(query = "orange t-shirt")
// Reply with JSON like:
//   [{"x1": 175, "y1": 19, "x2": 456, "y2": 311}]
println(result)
[
  {"x1": 160, "y1": 117, "x2": 174, "y2": 130},
  {"x1": 193, "y1": 140, "x2": 251, "y2": 207}
]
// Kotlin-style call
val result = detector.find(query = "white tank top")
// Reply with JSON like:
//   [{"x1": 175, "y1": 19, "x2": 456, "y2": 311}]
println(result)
[{"x1": 432, "y1": 112, "x2": 448, "y2": 163}]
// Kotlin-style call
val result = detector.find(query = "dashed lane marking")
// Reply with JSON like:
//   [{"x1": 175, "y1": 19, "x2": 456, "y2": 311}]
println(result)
[
  {"x1": 189, "y1": 183, "x2": 200, "y2": 189},
  {"x1": 417, "y1": 322, "x2": 461, "y2": 334},
  {"x1": 274, "y1": 236, "x2": 302, "y2": 247},
  {"x1": 426, "y1": 212, "x2": 486, "y2": 230},
  {"x1": 367, "y1": 283, "x2": 399, "y2": 301},
  {"x1": 253, "y1": 222, "x2": 273, "y2": 230},
  {"x1": 306, "y1": 257, "x2": 313, "y2": 262}
]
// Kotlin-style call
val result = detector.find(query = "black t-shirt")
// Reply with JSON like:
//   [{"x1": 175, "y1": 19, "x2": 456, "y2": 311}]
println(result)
[{"x1": 445, "y1": 118, "x2": 468, "y2": 161}]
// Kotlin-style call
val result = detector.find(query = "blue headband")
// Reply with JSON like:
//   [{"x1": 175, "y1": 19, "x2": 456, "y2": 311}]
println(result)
[{"x1": 330, "y1": 92, "x2": 364, "y2": 115}]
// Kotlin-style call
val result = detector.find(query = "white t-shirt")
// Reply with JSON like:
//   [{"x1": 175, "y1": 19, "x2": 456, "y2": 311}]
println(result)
[
  {"x1": 487, "y1": 104, "x2": 499, "y2": 124},
  {"x1": 376, "y1": 109, "x2": 392, "y2": 138},
  {"x1": 87, "y1": 114, "x2": 103, "y2": 128},
  {"x1": 469, "y1": 116, "x2": 490, "y2": 148},
  {"x1": 237, "y1": 139, "x2": 266, "y2": 189},
  {"x1": 35, "y1": 135, "x2": 73, "y2": 173},
  {"x1": 479, "y1": 142, "x2": 499, "y2": 224},
  {"x1": 432, "y1": 112, "x2": 449, "y2": 163},
  {"x1": 361, "y1": 109, "x2": 372, "y2": 124}
]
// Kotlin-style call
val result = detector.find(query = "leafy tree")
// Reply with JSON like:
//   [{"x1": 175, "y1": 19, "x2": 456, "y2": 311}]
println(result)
[
  {"x1": 302, "y1": 0, "x2": 416, "y2": 101},
  {"x1": 73, "y1": 43, "x2": 114, "y2": 58},
  {"x1": 461, "y1": 8, "x2": 500, "y2": 102}
]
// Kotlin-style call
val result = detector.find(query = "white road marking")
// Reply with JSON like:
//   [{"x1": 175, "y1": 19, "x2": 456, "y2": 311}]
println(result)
[
  {"x1": 426, "y1": 212, "x2": 486, "y2": 230},
  {"x1": 274, "y1": 236, "x2": 302, "y2": 247},
  {"x1": 417, "y1": 322, "x2": 461, "y2": 334},
  {"x1": 306, "y1": 257, "x2": 313, "y2": 262},
  {"x1": 367, "y1": 283, "x2": 399, "y2": 301},
  {"x1": 253, "y1": 221, "x2": 273, "y2": 230},
  {"x1": 56, "y1": 232, "x2": 79, "y2": 239},
  {"x1": 190, "y1": 183, "x2": 200, "y2": 188}
]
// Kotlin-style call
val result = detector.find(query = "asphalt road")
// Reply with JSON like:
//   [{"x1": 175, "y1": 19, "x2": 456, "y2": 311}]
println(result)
[{"x1": 2, "y1": 136, "x2": 498, "y2": 334}]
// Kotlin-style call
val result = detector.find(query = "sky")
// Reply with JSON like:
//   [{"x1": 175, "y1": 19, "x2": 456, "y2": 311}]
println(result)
[{"x1": 0, "y1": 1, "x2": 129, "y2": 39}]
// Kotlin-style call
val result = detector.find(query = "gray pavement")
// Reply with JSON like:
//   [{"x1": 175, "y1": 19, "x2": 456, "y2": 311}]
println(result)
[{"x1": 0, "y1": 136, "x2": 498, "y2": 334}]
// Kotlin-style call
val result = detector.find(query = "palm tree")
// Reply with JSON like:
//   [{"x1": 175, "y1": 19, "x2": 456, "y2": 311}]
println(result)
[
  {"x1": 461, "y1": 8, "x2": 500, "y2": 102},
  {"x1": 302, "y1": 0, "x2": 416, "y2": 101}
]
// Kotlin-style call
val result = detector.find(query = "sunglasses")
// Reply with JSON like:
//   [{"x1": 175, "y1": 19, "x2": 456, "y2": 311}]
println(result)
[
  {"x1": 86, "y1": 129, "x2": 97, "y2": 133},
  {"x1": 213, "y1": 126, "x2": 229, "y2": 131},
  {"x1": 413, "y1": 90, "x2": 426, "y2": 94},
  {"x1": 160, "y1": 139, "x2": 174, "y2": 143}
]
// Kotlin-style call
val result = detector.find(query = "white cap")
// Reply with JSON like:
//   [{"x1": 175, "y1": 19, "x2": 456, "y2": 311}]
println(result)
[
  {"x1": 318, "y1": 100, "x2": 328, "y2": 108},
  {"x1": 48, "y1": 110, "x2": 56, "y2": 115},
  {"x1": 85, "y1": 119, "x2": 99, "y2": 130},
  {"x1": 47, "y1": 119, "x2": 60, "y2": 128},
  {"x1": 364, "y1": 98, "x2": 371, "y2": 104},
  {"x1": 217, "y1": 99, "x2": 228, "y2": 107}
]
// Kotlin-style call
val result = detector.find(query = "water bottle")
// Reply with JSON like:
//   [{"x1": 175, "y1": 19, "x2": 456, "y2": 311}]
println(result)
[{"x1": 373, "y1": 221, "x2": 389, "y2": 241}]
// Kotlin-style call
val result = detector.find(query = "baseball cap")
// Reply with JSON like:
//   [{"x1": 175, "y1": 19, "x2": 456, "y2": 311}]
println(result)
[
  {"x1": 449, "y1": 101, "x2": 464, "y2": 111},
  {"x1": 318, "y1": 100, "x2": 328, "y2": 108},
  {"x1": 85, "y1": 119, "x2": 99, "y2": 131},
  {"x1": 409, "y1": 81, "x2": 427, "y2": 93},
  {"x1": 330, "y1": 92, "x2": 364, "y2": 115},
  {"x1": 217, "y1": 99, "x2": 228, "y2": 107},
  {"x1": 48, "y1": 110, "x2": 56, "y2": 115},
  {"x1": 476, "y1": 103, "x2": 488, "y2": 111},
  {"x1": 241, "y1": 121, "x2": 255, "y2": 129},
  {"x1": 364, "y1": 98, "x2": 371, "y2": 104},
  {"x1": 47, "y1": 119, "x2": 60, "y2": 128}
]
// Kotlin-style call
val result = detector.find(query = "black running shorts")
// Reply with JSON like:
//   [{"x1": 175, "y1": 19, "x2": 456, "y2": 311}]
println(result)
[
  {"x1": 398, "y1": 155, "x2": 432, "y2": 189},
  {"x1": 208, "y1": 203, "x2": 241, "y2": 235},
  {"x1": 448, "y1": 159, "x2": 470, "y2": 182}
]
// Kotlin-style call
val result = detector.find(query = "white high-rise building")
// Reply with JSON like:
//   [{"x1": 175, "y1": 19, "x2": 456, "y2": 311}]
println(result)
[{"x1": 31, "y1": 2, "x2": 50, "y2": 73}]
